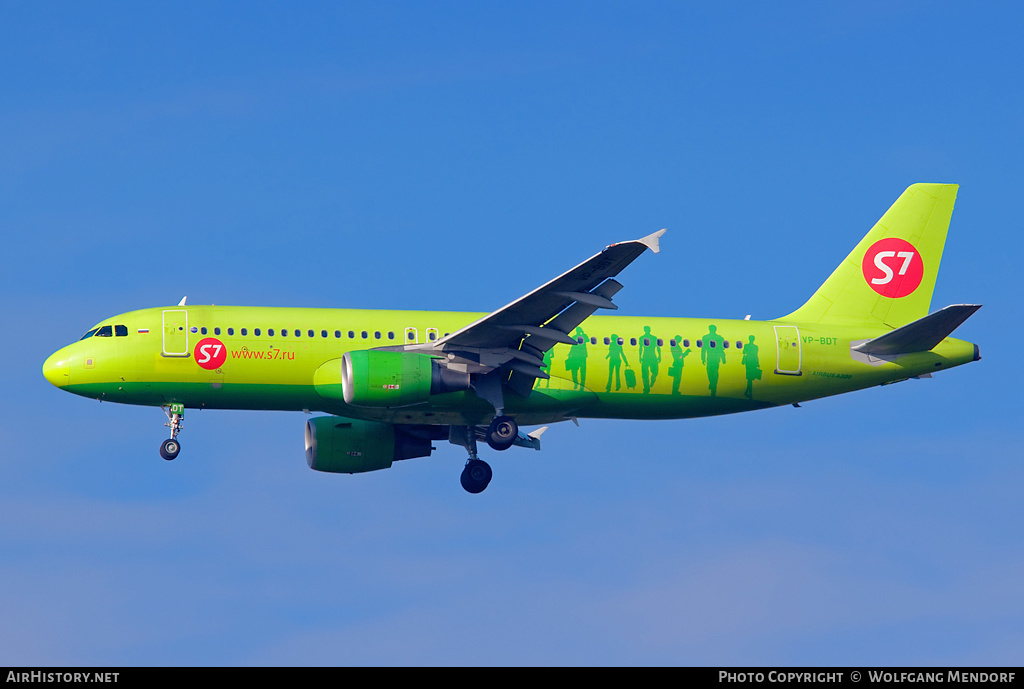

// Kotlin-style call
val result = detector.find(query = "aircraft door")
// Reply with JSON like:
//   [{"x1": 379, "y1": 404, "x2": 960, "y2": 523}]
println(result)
[
  {"x1": 162, "y1": 309, "x2": 189, "y2": 357},
  {"x1": 774, "y1": 325, "x2": 802, "y2": 375}
]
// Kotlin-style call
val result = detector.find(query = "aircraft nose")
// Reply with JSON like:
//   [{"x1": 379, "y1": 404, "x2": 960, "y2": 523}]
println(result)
[{"x1": 42, "y1": 350, "x2": 70, "y2": 388}]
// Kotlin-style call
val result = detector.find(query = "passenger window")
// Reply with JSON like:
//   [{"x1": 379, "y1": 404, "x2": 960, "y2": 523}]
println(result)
[
  {"x1": 617, "y1": 337, "x2": 623, "y2": 345},
  {"x1": 215, "y1": 327, "x2": 221, "y2": 335},
  {"x1": 308, "y1": 330, "x2": 314, "y2": 337},
  {"x1": 429, "y1": 332, "x2": 437, "y2": 341},
  {"x1": 736, "y1": 341, "x2": 743, "y2": 349},
  {"x1": 115, "y1": 325, "x2": 128, "y2": 337},
  {"x1": 254, "y1": 328, "x2": 261, "y2": 336},
  {"x1": 630, "y1": 338, "x2": 637, "y2": 346},
  {"x1": 374, "y1": 331, "x2": 381, "y2": 339},
  {"x1": 228, "y1": 328, "x2": 234, "y2": 336},
  {"x1": 657, "y1": 338, "x2": 663, "y2": 347},
  {"x1": 669, "y1": 339, "x2": 676, "y2": 347},
  {"x1": 696, "y1": 340, "x2": 702, "y2": 347},
  {"x1": 322, "y1": 330, "x2": 328, "y2": 338},
  {"x1": 683, "y1": 339, "x2": 690, "y2": 347},
  {"x1": 335, "y1": 331, "x2": 341, "y2": 338},
  {"x1": 348, "y1": 331, "x2": 355, "y2": 338},
  {"x1": 388, "y1": 332, "x2": 394, "y2": 340},
  {"x1": 590, "y1": 337, "x2": 597, "y2": 345},
  {"x1": 190, "y1": 327, "x2": 198, "y2": 333},
  {"x1": 723, "y1": 341, "x2": 729, "y2": 348},
  {"x1": 268, "y1": 329, "x2": 275, "y2": 336},
  {"x1": 361, "y1": 331, "x2": 368, "y2": 339},
  {"x1": 604, "y1": 337, "x2": 610, "y2": 345},
  {"x1": 241, "y1": 328, "x2": 248, "y2": 336},
  {"x1": 200, "y1": 326, "x2": 207, "y2": 335},
  {"x1": 643, "y1": 338, "x2": 649, "y2": 346}
]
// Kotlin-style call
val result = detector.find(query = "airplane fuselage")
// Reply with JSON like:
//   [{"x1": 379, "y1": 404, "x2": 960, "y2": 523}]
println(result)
[{"x1": 43, "y1": 304, "x2": 978, "y2": 427}]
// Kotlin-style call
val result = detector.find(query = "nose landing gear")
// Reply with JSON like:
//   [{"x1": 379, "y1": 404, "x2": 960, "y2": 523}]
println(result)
[{"x1": 160, "y1": 404, "x2": 184, "y2": 461}]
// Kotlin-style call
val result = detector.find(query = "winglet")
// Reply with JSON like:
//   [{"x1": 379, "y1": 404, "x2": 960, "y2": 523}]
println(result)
[{"x1": 638, "y1": 229, "x2": 666, "y2": 254}]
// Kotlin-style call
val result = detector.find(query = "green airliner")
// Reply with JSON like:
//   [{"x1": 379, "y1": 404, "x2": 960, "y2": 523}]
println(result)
[{"x1": 43, "y1": 184, "x2": 980, "y2": 493}]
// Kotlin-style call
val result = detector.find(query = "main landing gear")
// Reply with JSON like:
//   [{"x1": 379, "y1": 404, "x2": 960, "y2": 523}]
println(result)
[
  {"x1": 455, "y1": 424, "x2": 491, "y2": 494},
  {"x1": 461, "y1": 459, "x2": 493, "y2": 494},
  {"x1": 160, "y1": 404, "x2": 184, "y2": 461},
  {"x1": 486, "y1": 415, "x2": 518, "y2": 451},
  {"x1": 453, "y1": 415, "x2": 522, "y2": 494}
]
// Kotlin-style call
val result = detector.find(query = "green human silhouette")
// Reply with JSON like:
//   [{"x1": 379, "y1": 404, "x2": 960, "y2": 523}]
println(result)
[
  {"x1": 566, "y1": 326, "x2": 589, "y2": 390},
  {"x1": 700, "y1": 324, "x2": 727, "y2": 397},
  {"x1": 668, "y1": 335, "x2": 692, "y2": 395},
  {"x1": 605, "y1": 334, "x2": 630, "y2": 392},
  {"x1": 741, "y1": 335, "x2": 761, "y2": 399},
  {"x1": 638, "y1": 325, "x2": 661, "y2": 394}
]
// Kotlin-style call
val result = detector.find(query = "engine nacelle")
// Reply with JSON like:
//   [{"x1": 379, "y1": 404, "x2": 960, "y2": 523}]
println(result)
[
  {"x1": 304, "y1": 416, "x2": 433, "y2": 474},
  {"x1": 336, "y1": 350, "x2": 470, "y2": 408}
]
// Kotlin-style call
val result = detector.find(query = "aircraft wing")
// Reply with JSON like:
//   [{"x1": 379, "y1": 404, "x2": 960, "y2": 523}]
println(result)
[{"x1": 408, "y1": 230, "x2": 665, "y2": 397}]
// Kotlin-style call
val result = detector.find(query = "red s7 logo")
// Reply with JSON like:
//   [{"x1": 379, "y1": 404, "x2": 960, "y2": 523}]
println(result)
[
  {"x1": 862, "y1": 239, "x2": 924, "y2": 298},
  {"x1": 194, "y1": 337, "x2": 227, "y2": 370}
]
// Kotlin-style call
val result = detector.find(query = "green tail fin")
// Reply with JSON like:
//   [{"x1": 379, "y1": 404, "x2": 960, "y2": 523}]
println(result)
[{"x1": 780, "y1": 183, "x2": 958, "y2": 328}]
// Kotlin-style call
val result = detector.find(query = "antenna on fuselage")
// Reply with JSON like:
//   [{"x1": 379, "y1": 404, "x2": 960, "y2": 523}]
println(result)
[{"x1": 178, "y1": 296, "x2": 187, "y2": 306}]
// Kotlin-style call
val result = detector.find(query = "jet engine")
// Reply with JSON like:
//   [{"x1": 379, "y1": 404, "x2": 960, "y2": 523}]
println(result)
[
  {"x1": 338, "y1": 350, "x2": 470, "y2": 407},
  {"x1": 304, "y1": 416, "x2": 435, "y2": 474}
]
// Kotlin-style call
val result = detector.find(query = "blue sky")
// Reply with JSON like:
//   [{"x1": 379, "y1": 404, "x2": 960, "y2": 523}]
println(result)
[{"x1": 2, "y1": 1, "x2": 1021, "y2": 665}]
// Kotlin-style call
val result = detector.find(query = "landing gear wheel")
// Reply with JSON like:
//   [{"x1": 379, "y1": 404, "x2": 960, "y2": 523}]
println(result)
[
  {"x1": 460, "y1": 459, "x2": 492, "y2": 494},
  {"x1": 486, "y1": 415, "x2": 518, "y2": 451},
  {"x1": 159, "y1": 438, "x2": 181, "y2": 461}
]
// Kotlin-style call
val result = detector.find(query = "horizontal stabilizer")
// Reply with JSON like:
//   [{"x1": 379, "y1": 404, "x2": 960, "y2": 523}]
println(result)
[{"x1": 852, "y1": 304, "x2": 981, "y2": 356}]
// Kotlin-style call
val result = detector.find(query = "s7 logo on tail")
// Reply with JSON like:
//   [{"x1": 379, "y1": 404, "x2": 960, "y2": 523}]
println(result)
[{"x1": 862, "y1": 238, "x2": 923, "y2": 298}]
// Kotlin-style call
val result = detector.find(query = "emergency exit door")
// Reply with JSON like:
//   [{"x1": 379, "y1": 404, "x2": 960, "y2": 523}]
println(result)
[{"x1": 774, "y1": 325, "x2": 802, "y2": 375}]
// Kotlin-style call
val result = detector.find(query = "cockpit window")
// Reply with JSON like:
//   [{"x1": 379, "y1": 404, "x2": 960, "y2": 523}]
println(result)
[
  {"x1": 95, "y1": 326, "x2": 113, "y2": 337},
  {"x1": 115, "y1": 325, "x2": 128, "y2": 337},
  {"x1": 80, "y1": 328, "x2": 99, "y2": 340}
]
